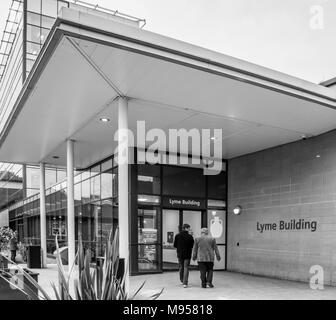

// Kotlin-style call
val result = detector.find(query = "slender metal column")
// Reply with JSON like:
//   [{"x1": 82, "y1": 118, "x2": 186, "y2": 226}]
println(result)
[
  {"x1": 39, "y1": 163, "x2": 47, "y2": 268},
  {"x1": 118, "y1": 97, "x2": 129, "y2": 293},
  {"x1": 67, "y1": 139, "x2": 75, "y2": 269}
]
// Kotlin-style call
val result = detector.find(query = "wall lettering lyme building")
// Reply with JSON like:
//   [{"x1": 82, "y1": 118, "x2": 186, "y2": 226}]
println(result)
[{"x1": 257, "y1": 219, "x2": 317, "y2": 233}]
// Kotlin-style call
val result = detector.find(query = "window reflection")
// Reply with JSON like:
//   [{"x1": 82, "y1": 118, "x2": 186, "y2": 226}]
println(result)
[
  {"x1": 138, "y1": 208, "x2": 158, "y2": 244},
  {"x1": 138, "y1": 245, "x2": 159, "y2": 271}
]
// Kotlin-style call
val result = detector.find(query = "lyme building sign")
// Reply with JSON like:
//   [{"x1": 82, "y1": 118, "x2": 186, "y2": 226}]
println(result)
[
  {"x1": 162, "y1": 196, "x2": 206, "y2": 210},
  {"x1": 257, "y1": 219, "x2": 317, "y2": 233}
]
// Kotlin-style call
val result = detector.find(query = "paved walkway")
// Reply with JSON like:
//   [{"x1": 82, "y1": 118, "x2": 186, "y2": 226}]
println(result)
[{"x1": 24, "y1": 264, "x2": 336, "y2": 300}]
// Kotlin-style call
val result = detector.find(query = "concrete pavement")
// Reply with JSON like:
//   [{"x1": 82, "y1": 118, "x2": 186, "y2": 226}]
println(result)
[{"x1": 23, "y1": 264, "x2": 336, "y2": 300}]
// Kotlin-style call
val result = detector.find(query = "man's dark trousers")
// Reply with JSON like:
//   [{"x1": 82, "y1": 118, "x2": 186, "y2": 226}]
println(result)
[
  {"x1": 198, "y1": 262, "x2": 214, "y2": 287},
  {"x1": 11, "y1": 250, "x2": 16, "y2": 262},
  {"x1": 178, "y1": 258, "x2": 191, "y2": 285}
]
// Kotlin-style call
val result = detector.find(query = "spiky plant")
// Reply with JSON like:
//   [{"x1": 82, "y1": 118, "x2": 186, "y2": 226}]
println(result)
[{"x1": 0, "y1": 228, "x2": 163, "y2": 300}]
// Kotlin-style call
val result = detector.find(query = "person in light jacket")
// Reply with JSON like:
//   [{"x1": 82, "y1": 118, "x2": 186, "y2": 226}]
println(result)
[{"x1": 192, "y1": 228, "x2": 220, "y2": 288}]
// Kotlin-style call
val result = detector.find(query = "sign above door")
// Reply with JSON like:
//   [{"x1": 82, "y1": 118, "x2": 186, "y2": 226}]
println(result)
[{"x1": 162, "y1": 196, "x2": 206, "y2": 210}]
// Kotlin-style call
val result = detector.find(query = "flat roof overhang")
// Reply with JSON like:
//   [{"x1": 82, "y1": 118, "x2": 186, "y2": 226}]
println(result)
[{"x1": 1, "y1": 7, "x2": 336, "y2": 169}]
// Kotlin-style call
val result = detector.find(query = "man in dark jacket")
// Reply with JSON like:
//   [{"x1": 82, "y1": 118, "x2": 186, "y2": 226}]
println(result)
[{"x1": 173, "y1": 224, "x2": 194, "y2": 288}]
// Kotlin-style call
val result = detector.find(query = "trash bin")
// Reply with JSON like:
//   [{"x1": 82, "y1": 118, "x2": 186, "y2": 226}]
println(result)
[
  {"x1": 96, "y1": 257, "x2": 124, "y2": 281},
  {"x1": 27, "y1": 246, "x2": 41, "y2": 269}
]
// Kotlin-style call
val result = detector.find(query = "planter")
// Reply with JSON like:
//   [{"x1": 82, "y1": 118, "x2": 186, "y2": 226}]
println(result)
[
  {"x1": 0, "y1": 255, "x2": 8, "y2": 270},
  {"x1": 0, "y1": 268, "x2": 39, "y2": 300},
  {"x1": 27, "y1": 246, "x2": 41, "y2": 269}
]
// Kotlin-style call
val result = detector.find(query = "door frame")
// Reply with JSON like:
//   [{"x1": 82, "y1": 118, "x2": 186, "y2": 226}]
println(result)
[{"x1": 161, "y1": 208, "x2": 207, "y2": 271}]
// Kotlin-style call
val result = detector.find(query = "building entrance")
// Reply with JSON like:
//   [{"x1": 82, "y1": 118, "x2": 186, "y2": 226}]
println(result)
[{"x1": 162, "y1": 209, "x2": 203, "y2": 271}]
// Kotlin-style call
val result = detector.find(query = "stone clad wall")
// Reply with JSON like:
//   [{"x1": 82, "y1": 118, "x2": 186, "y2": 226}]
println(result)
[{"x1": 227, "y1": 130, "x2": 336, "y2": 285}]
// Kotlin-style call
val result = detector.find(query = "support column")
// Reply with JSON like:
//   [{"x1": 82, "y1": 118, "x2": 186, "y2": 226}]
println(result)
[
  {"x1": 67, "y1": 139, "x2": 75, "y2": 269},
  {"x1": 118, "y1": 97, "x2": 129, "y2": 293},
  {"x1": 39, "y1": 163, "x2": 47, "y2": 268}
]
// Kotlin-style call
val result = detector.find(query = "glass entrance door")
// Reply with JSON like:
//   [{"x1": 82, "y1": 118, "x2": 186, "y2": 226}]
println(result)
[
  {"x1": 162, "y1": 209, "x2": 180, "y2": 270},
  {"x1": 162, "y1": 209, "x2": 202, "y2": 271}
]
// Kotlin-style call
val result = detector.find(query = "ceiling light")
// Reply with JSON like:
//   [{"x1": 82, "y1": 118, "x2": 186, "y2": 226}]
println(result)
[
  {"x1": 316, "y1": 154, "x2": 321, "y2": 158},
  {"x1": 100, "y1": 117, "x2": 110, "y2": 123}
]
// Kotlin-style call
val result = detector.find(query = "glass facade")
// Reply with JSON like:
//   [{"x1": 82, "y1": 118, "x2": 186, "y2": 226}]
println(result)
[
  {"x1": 25, "y1": 0, "x2": 70, "y2": 76},
  {"x1": 8, "y1": 156, "x2": 227, "y2": 274},
  {"x1": 0, "y1": 0, "x2": 71, "y2": 213},
  {"x1": 0, "y1": 163, "x2": 24, "y2": 210},
  {"x1": 9, "y1": 156, "x2": 119, "y2": 261}
]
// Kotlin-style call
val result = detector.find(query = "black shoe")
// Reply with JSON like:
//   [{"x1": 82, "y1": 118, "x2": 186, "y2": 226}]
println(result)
[
  {"x1": 201, "y1": 284, "x2": 206, "y2": 288},
  {"x1": 207, "y1": 283, "x2": 214, "y2": 288}
]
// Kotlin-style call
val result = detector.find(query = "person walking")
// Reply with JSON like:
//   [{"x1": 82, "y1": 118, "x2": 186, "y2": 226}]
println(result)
[
  {"x1": 173, "y1": 224, "x2": 194, "y2": 288},
  {"x1": 9, "y1": 233, "x2": 18, "y2": 263},
  {"x1": 192, "y1": 228, "x2": 221, "y2": 288}
]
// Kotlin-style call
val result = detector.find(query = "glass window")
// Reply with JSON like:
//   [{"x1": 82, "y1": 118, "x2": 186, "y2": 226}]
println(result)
[
  {"x1": 74, "y1": 183, "x2": 81, "y2": 206},
  {"x1": 90, "y1": 175, "x2": 101, "y2": 202},
  {"x1": 91, "y1": 165, "x2": 100, "y2": 177},
  {"x1": 55, "y1": 191, "x2": 61, "y2": 210},
  {"x1": 81, "y1": 171, "x2": 90, "y2": 181},
  {"x1": 50, "y1": 192, "x2": 55, "y2": 212},
  {"x1": 138, "y1": 164, "x2": 161, "y2": 195},
  {"x1": 45, "y1": 169, "x2": 57, "y2": 188},
  {"x1": 138, "y1": 245, "x2": 159, "y2": 271},
  {"x1": 26, "y1": 166, "x2": 40, "y2": 190},
  {"x1": 27, "y1": 42, "x2": 40, "y2": 55},
  {"x1": 42, "y1": 15, "x2": 55, "y2": 29},
  {"x1": 91, "y1": 203, "x2": 102, "y2": 258},
  {"x1": 81, "y1": 204, "x2": 91, "y2": 242},
  {"x1": 101, "y1": 159, "x2": 113, "y2": 172},
  {"x1": 138, "y1": 208, "x2": 158, "y2": 244},
  {"x1": 27, "y1": 11, "x2": 41, "y2": 26},
  {"x1": 207, "y1": 171, "x2": 226, "y2": 200},
  {"x1": 40, "y1": 27, "x2": 50, "y2": 44},
  {"x1": 112, "y1": 168, "x2": 118, "y2": 198},
  {"x1": 27, "y1": 24, "x2": 42, "y2": 44},
  {"x1": 27, "y1": 0, "x2": 41, "y2": 13},
  {"x1": 74, "y1": 172, "x2": 82, "y2": 184},
  {"x1": 56, "y1": 169, "x2": 66, "y2": 182},
  {"x1": 41, "y1": 0, "x2": 57, "y2": 16},
  {"x1": 81, "y1": 179, "x2": 90, "y2": 203},
  {"x1": 162, "y1": 166, "x2": 205, "y2": 198},
  {"x1": 61, "y1": 188, "x2": 67, "y2": 208},
  {"x1": 138, "y1": 207, "x2": 159, "y2": 272},
  {"x1": 101, "y1": 170, "x2": 112, "y2": 199},
  {"x1": 101, "y1": 199, "x2": 113, "y2": 241}
]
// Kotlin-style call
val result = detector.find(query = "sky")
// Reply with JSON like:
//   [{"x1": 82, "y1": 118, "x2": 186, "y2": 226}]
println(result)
[{"x1": 0, "y1": 0, "x2": 335, "y2": 84}]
